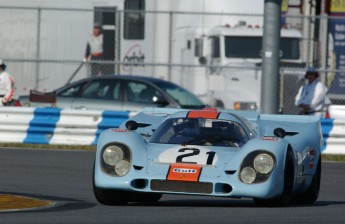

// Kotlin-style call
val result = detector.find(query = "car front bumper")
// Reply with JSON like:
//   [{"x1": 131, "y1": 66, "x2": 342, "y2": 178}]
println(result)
[{"x1": 94, "y1": 161, "x2": 285, "y2": 200}]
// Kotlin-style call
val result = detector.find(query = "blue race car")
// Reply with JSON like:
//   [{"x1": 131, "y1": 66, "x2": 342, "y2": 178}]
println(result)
[{"x1": 93, "y1": 108, "x2": 322, "y2": 206}]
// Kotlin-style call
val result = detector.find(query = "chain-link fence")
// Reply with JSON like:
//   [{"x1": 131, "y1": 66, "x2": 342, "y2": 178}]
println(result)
[{"x1": 0, "y1": 3, "x2": 344, "y2": 114}]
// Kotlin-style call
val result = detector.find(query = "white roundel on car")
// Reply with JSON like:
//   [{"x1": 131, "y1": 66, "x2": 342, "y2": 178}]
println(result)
[{"x1": 158, "y1": 146, "x2": 218, "y2": 166}]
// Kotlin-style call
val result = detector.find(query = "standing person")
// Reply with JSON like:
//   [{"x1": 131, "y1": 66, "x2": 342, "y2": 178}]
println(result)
[
  {"x1": 84, "y1": 23, "x2": 104, "y2": 76},
  {"x1": 0, "y1": 59, "x2": 15, "y2": 106},
  {"x1": 295, "y1": 67, "x2": 327, "y2": 116}
]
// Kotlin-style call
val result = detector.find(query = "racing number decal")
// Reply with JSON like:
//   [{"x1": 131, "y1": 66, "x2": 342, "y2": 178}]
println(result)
[
  {"x1": 206, "y1": 151, "x2": 216, "y2": 165},
  {"x1": 158, "y1": 146, "x2": 219, "y2": 166},
  {"x1": 176, "y1": 148, "x2": 199, "y2": 164},
  {"x1": 176, "y1": 148, "x2": 216, "y2": 165}
]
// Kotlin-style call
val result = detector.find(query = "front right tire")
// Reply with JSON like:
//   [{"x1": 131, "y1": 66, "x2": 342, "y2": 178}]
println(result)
[
  {"x1": 92, "y1": 161, "x2": 162, "y2": 205},
  {"x1": 131, "y1": 192, "x2": 162, "y2": 203},
  {"x1": 93, "y1": 184, "x2": 131, "y2": 205},
  {"x1": 291, "y1": 156, "x2": 321, "y2": 204},
  {"x1": 93, "y1": 161, "x2": 130, "y2": 205}
]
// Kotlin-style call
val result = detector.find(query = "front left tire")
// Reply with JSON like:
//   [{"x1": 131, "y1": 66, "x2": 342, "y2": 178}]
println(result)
[{"x1": 254, "y1": 149, "x2": 294, "y2": 206}]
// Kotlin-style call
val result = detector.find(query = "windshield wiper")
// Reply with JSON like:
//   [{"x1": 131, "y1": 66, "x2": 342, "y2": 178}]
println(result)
[
  {"x1": 180, "y1": 104, "x2": 206, "y2": 109},
  {"x1": 182, "y1": 134, "x2": 240, "y2": 146}
]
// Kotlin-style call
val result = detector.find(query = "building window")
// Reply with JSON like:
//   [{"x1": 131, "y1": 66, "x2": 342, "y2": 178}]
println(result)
[
  {"x1": 211, "y1": 36, "x2": 220, "y2": 58},
  {"x1": 124, "y1": 0, "x2": 145, "y2": 39},
  {"x1": 194, "y1": 38, "x2": 203, "y2": 57}
]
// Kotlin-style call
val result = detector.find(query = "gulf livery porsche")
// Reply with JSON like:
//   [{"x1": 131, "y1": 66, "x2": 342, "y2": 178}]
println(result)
[{"x1": 93, "y1": 108, "x2": 322, "y2": 206}]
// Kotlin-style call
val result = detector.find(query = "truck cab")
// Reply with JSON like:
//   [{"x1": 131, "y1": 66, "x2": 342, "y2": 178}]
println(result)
[{"x1": 174, "y1": 23, "x2": 303, "y2": 110}]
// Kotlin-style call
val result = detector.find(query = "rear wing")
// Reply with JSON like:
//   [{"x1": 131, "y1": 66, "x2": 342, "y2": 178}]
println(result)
[{"x1": 257, "y1": 114, "x2": 322, "y2": 147}]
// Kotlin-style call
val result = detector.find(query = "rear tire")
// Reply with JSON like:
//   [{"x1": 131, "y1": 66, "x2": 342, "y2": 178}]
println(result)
[{"x1": 254, "y1": 149, "x2": 294, "y2": 207}]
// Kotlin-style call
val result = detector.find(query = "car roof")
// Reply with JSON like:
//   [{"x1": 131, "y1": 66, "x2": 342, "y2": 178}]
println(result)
[
  {"x1": 59, "y1": 75, "x2": 178, "y2": 92},
  {"x1": 69, "y1": 75, "x2": 174, "y2": 85}
]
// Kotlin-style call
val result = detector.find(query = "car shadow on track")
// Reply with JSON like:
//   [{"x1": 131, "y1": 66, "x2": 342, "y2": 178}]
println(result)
[
  {"x1": 128, "y1": 197, "x2": 345, "y2": 208},
  {"x1": 135, "y1": 199, "x2": 256, "y2": 207}
]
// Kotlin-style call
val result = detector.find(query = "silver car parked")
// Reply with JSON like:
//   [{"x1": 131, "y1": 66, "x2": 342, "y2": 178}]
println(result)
[{"x1": 18, "y1": 75, "x2": 206, "y2": 111}]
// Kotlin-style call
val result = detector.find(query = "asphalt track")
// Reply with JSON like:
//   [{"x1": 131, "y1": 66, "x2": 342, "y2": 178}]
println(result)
[{"x1": 0, "y1": 148, "x2": 344, "y2": 224}]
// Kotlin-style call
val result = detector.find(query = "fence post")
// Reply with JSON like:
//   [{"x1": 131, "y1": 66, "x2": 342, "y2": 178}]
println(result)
[
  {"x1": 305, "y1": 1, "x2": 316, "y2": 67},
  {"x1": 261, "y1": 0, "x2": 281, "y2": 114},
  {"x1": 320, "y1": 0, "x2": 328, "y2": 85},
  {"x1": 35, "y1": 7, "x2": 41, "y2": 90},
  {"x1": 168, "y1": 11, "x2": 173, "y2": 81},
  {"x1": 115, "y1": 10, "x2": 122, "y2": 74}
]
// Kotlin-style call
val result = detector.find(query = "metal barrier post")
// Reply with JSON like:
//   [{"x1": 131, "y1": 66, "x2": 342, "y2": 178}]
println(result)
[
  {"x1": 261, "y1": 0, "x2": 281, "y2": 114},
  {"x1": 35, "y1": 8, "x2": 41, "y2": 90}
]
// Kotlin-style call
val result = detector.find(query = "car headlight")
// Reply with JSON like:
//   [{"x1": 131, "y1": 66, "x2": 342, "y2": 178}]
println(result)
[
  {"x1": 239, "y1": 151, "x2": 276, "y2": 184},
  {"x1": 103, "y1": 146, "x2": 123, "y2": 166},
  {"x1": 101, "y1": 144, "x2": 131, "y2": 176},
  {"x1": 115, "y1": 160, "x2": 131, "y2": 176},
  {"x1": 240, "y1": 167, "x2": 256, "y2": 184},
  {"x1": 253, "y1": 153, "x2": 274, "y2": 174}
]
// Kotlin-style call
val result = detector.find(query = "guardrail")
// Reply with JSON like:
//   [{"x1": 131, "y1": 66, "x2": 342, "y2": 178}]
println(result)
[
  {"x1": 328, "y1": 105, "x2": 345, "y2": 120},
  {"x1": 0, "y1": 107, "x2": 133, "y2": 145},
  {"x1": 321, "y1": 118, "x2": 345, "y2": 154},
  {"x1": 0, "y1": 107, "x2": 343, "y2": 154}
]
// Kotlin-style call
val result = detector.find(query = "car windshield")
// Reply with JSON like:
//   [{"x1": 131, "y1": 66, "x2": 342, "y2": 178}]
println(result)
[
  {"x1": 153, "y1": 81, "x2": 205, "y2": 108},
  {"x1": 150, "y1": 117, "x2": 249, "y2": 147},
  {"x1": 224, "y1": 36, "x2": 300, "y2": 59}
]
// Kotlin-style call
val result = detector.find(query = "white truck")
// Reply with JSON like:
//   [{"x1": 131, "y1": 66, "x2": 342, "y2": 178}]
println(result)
[
  {"x1": 172, "y1": 25, "x2": 303, "y2": 110},
  {"x1": 112, "y1": 0, "x2": 304, "y2": 110}
]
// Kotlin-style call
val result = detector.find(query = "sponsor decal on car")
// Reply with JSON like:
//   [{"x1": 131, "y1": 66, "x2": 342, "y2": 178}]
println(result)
[
  {"x1": 173, "y1": 168, "x2": 197, "y2": 173},
  {"x1": 167, "y1": 163, "x2": 202, "y2": 182},
  {"x1": 260, "y1": 137, "x2": 279, "y2": 141},
  {"x1": 111, "y1": 129, "x2": 130, "y2": 132}
]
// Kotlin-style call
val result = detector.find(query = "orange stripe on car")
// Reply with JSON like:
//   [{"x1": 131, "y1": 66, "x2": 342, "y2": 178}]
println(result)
[
  {"x1": 187, "y1": 110, "x2": 219, "y2": 119},
  {"x1": 167, "y1": 163, "x2": 202, "y2": 182}
]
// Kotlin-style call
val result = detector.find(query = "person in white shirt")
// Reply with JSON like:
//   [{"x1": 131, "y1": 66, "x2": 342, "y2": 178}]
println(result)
[
  {"x1": 295, "y1": 67, "x2": 327, "y2": 116},
  {"x1": 0, "y1": 59, "x2": 15, "y2": 106},
  {"x1": 84, "y1": 24, "x2": 104, "y2": 76}
]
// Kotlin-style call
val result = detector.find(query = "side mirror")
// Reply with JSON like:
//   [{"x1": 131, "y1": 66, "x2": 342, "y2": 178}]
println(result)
[
  {"x1": 274, "y1": 128, "x2": 286, "y2": 138},
  {"x1": 125, "y1": 120, "x2": 138, "y2": 131},
  {"x1": 152, "y1": 96, "x2": 169, "y2": 106}
]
